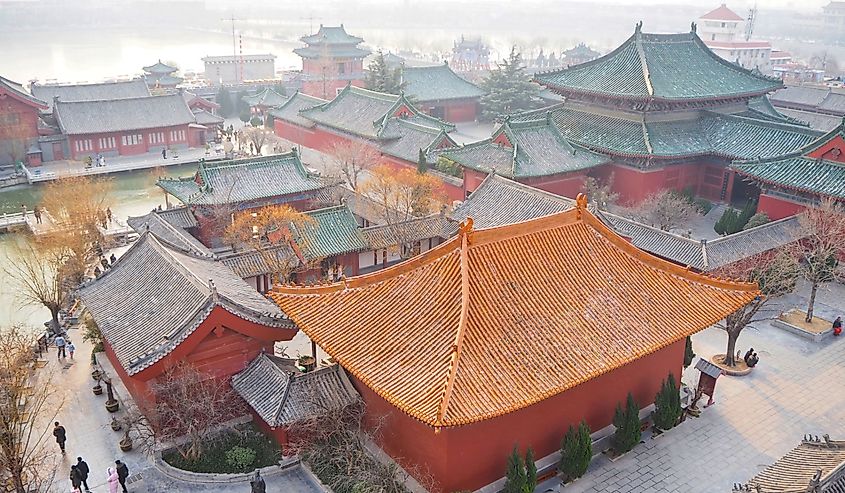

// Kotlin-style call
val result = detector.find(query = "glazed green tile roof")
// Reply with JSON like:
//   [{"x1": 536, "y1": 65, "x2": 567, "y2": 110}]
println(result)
[
  {"x1": 300, "y1": 85, "x2": 453, "y2": 139},
  {"x1": 535, "y1": 28, "x2": 782, "y2": 101},
  {"x1": 440, "y1": 117, "x2": 608, "y2": 178},
  {"x1": 269, "y1": 91, "x2": 327, "y2": 127},
  {"x1": 143, "y1": 60, "x2": 177, "y2": 74},
  {"x1": 400, "y1": 63, "x2": 485, "y2": 102},
  {"x1": 293, "y1": 46, "x2": 372, "y2": 60},
  {"x1": 243, "y1": 88, "x2": 288, "y2": 108},
  {"x1": 733, "y1": 120, "x2": 845, "y2": 199},
  {"x1": 379, "y1": 119, "x2": 457, "y2": 163},
  {"x1": 157, "y1": 152, "x2": 327, "y2": 206},
  {"x1": 300, "y1": 25, "x2": 364, "y2": 46},
  {"x1": 292, "y1": 205, "x2": 369, "y2": 260},
  {"x1": 512, "y1": 104, "x2": 820, "y2": 160}
]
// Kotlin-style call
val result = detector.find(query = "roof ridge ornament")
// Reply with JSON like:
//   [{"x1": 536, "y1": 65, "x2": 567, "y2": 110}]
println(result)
[
  {"x1": 209, "y1": 279, "x2": 219, "y2": 303},
  {"x1": 635, "y1": 21, "x2": 643, "y2": 33},
  {"x1": 691, "y1": 22, "x2": 697, "y2": 34},
  {"x1": 575, "y1": 193, "x2": 588, "y2": 219}
]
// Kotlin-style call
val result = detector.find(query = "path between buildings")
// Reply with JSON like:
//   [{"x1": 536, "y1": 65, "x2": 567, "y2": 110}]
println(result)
[{"x1": 539, "y1": 280, "x2": 845, "y2": 492}]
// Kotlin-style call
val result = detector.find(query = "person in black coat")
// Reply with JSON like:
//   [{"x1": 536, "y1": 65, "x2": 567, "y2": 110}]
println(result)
[
  {"x1": 76, "y1": 457, "x2": 90, "y2": 491},
  {"x1": 115, "y1": 460, "x2": 129, "y2": 493},
  {"x1": 53, "y1": 422, "x2": 66, "y2": 453},
  {"x1": 743, "y1": 347, "x2": 754, "y2": 364},
  {"x1": 69, "y1": 465, "x2": 82, "y2": 492},
  {"x1": 250, "y1": 470, "x2": 266, "y2": 493}
]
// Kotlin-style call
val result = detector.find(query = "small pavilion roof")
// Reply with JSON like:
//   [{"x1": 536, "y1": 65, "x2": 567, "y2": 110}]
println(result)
[
  {"x1": 439, "y1": 117, "x2": 609, "y2": 178},
  {"x1": 0, "y1": 76, "x2": 48, "y2": 109},
  {"x1": 181, "y1": 89, "x2": 220, "y2": 109},
  {"x1": 157, "y1": 152, "x2": 327, "y2": 207},
  {"x1": 243, "y1": 88, "x2": 288, "y2": 108},
  {"x1": 78, "y1": 233, "x2": 289, "y2": 376},
  {"x1": 510, "y1": 104, "x2": 820, "y2": 161},
  {"x1": 735, "y1": 435, "x2": 845, "y2": 492},
  {"x1": 192, "y1": 108, "x2": 224, "y2": 126},
  {"x1": 535, "y1": 26, "x2": 782, "y2": 102},
  {"x1": 31, "y1": 79, "x2": 150, "y2": 111},
  {"x1": 269, "y1": 198, "x2": 758, "y2": 428},
  {"x1": 563, "y1": 43, "x2": 601, "y2": 61},
  {"x1": 292, "y1": 205, "x2": 369, "y2": 260},
  {"x1": 300, "y1": 25, "x2": 364, "y2": 46},
  {"x1": 269, "y1": 91, "x2": 327, "y2": 128},
  {"x1": 299, "y1": 85, "x2": 453, "y2": 140},
  {"x1": 232, "y1": 354, "x2": 360, "y2": 428},
  {"x1": 400, "y1": 63, "x2": 485, "y2": 103},
  {"x1": 700, "y1": 4, "x2": 745, "y2": 21},
  {"x1": 152, "y1": 74, "x2": 183, "y2": 87},
  {"x1": 733, "y1": 118, "x2": 845, "y2": 200},
  {"x1": 361, "y1": 214, "x2": 457, "y2": 250},
  {"x1": 449, "y1": 174, "x2": 574, "y2": 229},
  {"x1": 143, "y1": 60, "x2": 178, "y2": 75},
  {"x1": 54, "y1": 93, "x2": 194, "y2": 135}
]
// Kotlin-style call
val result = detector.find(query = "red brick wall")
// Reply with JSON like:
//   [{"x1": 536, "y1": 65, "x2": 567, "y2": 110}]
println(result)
[
  {"x1": 355, "y1": 339, "x2": 685, "y2": 492},
  {"x1": 758, "y1": 193, "x2": 807, "y2": 220},
  {"x1": 69, "y1": 124, "x2": 195, "y2": 159},
  {"x1": 524, "y1": 172, "x2": 587, "y2": 199}
]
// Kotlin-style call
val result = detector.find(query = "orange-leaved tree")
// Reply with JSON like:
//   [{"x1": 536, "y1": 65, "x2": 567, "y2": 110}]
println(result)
[{"x1": 223, "y1": 205, "x2": 315, "y2": 285}]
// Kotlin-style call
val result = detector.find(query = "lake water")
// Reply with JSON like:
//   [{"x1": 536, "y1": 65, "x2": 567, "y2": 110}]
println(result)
[{"x1": 0, "y1": 163, "x2": 198, "y2": 329}]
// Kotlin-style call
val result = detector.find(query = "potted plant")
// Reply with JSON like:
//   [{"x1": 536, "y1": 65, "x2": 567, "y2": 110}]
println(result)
[
  {"x1": 104, "y1": 378, "x2": 119, "y2": 413},
  {"x1": 110, "y1": 416, "x2": 122, "y2": 432},
  {"x1": 119, "y1": 428, "x2": 133, "y2": 452},
  {"x1": 298, "y1": 355, "x2": 316, "y2": 373},
  {"x1": 91, "y1": 367, "x2": 103, "y2": 381},
  {"x1": 92, "y1": 372, "x2": 103, "y2": 395}
]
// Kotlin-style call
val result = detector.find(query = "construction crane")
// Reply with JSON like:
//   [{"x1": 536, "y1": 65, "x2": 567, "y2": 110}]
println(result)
[
  {"x1": 221, "y1": 15, "x2": 244, "y2": 83},
  {"x1": 745, "y1": 4, "x2": 757, "y2": 41}
]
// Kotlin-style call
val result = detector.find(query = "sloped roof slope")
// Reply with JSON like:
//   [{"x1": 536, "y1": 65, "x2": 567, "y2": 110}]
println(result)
[
  {"x1": 55, "y1": 93, "x2": 193, "y2": 135},
  {"x1": 0, "y1": 76, "x2": 48, "y2": 109},
  {"x1": 738, "y1": 435, "x2": 845, "y2": 492},
  {"x1": 270, "y1": 199, "x2": 758, "y2": 428},
  {"x1": 31, "y1": 79, "x2": 150, "y2": 110},
  {"x1": 401, "y1": 63, "x2": 485, "y2": 102}
]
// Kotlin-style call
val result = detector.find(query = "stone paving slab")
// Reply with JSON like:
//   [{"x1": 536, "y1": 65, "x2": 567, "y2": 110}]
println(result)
[{"x1": 544, "y1": 281, "x2": 845, "y2": 492}]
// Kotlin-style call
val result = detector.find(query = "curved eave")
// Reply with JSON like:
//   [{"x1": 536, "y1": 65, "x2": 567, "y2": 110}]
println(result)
[
  {"x1": 540, "y1": 83, "x2": 778, "y2": 104},
  {"x1": 732, "y1": 166, "x2": 843, "y2": 200}
]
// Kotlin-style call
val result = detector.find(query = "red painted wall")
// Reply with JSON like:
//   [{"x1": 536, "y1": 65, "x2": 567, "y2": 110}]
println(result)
[
  {"x1": 443, "y1": 101, "x2": 478, "y2": 123},
  {"x1": 69, "y1": 124, "x2": 194, "y2": 159},
  {"x1": 354, "y1": 339, "x2": 685, "y2": 493},
  {"x1": 758, "y1": 193, "x2": 807, "y2": 220},
  {"x1": 807, "y1": 135, "x2": 845, "y2": 162},
  {"x1": 590, "y1": 161, "x2": 729, "y2": 205},
  {"x1": 0, "y1": 94, "x2": 41, "y2": 164},
  {"x1": 524, "y1": 172, "x2": 587, "y2": 199}
]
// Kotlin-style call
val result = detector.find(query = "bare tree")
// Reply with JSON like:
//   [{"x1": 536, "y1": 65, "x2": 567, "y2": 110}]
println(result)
[
  {"x1": 224, "y1": 205, "x2": 316, "y2": 286},
  {"x1": 582, "y1": 174, "x2": 619, "y2": 210},
  {"x1": 628, "y1": 190, "x2": 698, "y2": 232},
  {"x1": 147, "y1": 361, "x2": 245, "y2": 462},
  {"x1": 0, "y1": 326, "x2": 63, "y2": 493},
  {"x1": 791, "y1": 198, "x2": 845, "y2": 322},
  {"x1": 711, "y1": 249, "x2": 799, "y2": 367},
  {"x1": 325, "y1": 140, "x2": 380, "y2": 191},
  {"x1": 240, "y1": 127, "x2": 279, "y2": 156},
  {"x1": 0, "y1": 122, "x2": 30, "y2": 164},
  {"x1": 4, "y1": 239, "x2": 70, "y2": 332}
]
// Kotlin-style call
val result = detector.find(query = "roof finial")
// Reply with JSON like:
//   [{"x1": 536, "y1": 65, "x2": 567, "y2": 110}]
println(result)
[
  {"x1": 691, "y1": 22, "x2": 697, "y2": 34},
  {"x1": 209, "y1": 279, "x2": 219, "y2": 302},
  {"x1": 545, "y1": 110, "x2": 551, "y2": 124},
  {"x1": 635, "y1": 21, "x2": 643, "y2": 33},
  {"x1": 459, "y1": 218, "x2": 474, "y2": 236},
  {"x1": 575, "y1": 193, "x2": 588, "y2": 219}
]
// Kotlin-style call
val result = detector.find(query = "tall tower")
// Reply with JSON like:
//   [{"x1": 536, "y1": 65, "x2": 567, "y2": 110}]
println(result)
[{"x1": 294, "y1": 24, "x2": 371, "y2": 99}]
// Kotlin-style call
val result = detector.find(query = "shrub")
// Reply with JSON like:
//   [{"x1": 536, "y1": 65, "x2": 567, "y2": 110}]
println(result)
[
  {"x1": 558, "y1": 420, "x2": 592, "y2": 481},
  {"x1": 683, "y1": 336, "x2": 695, "y2": 369},
  {"x1": 250, "y1": 116, "x2": 263, "y2": 127},
  {"x1": 502, "y1": 446, "x2": 537, "y2": 493},
  {"x1": 162, "y1": 423, "x2": 280, "y2": 473},
  {"x1": 743, "y1": 212, "x2": 770, "y2": 230},
  {"x1": 435, "y1": 156, "x2": 462, "y2": 178},
  {"x1": 225, "y1": 445, "x2": 256, "y2": 470},
  {"x1": 524, "y1": 447, "x2": 537, "y2": 493},
  {"x1": 612, "y1": 393, "x2": 641, "y2": 454},
  {"x1": 693, "y1": 198, "x2": 713, "y2": 215},
  {"x1": 239, "y1": 110, "x2": 252, "y2": 124},
  {"x1": 653, "y1": 373, "x2": 682, "y2": 431}
]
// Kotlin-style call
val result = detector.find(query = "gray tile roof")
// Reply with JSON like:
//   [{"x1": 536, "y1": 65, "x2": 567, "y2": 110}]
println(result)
[
  {"x1": 378, "y1": 119, "x2": 456, "y2": 163},
  {"x1": 598, "y1": 212, "x2": 709, "y2": 269},
  {"x1": 243, "y1": 88, "x2": 288, "y2": 108},
  {"x1": 771, "y1": 85, "x2": 833, "y2": 107},
  {"x1": 55, "y1": 93, "x2": 194, "y2": 135},
  {"x1": 220, "y1": 245, "x2": 297, "y2": 279},
  {"x1": 157, "y1": 152, "x2": 329, "y2": 207},
  {"x1": 777, "y1": 108, "x2": 842, "y2": 132},
  {"x1": 193, "y1": 109, "x2": 224, "y2": 126},
  {"x1": 737, "y1": 436, "x2": 845, "y2": 492},
  {"x1": 292, "y1": 205, "x2": 369, "y2": 260},
  {"x1": 0, "y1": 76, "x2": 48, "y2": 109},
  {"x1": 440, "y1": 117, "x2": 608, "y2": 178},
  {"x1": 448, "y1": 174, "x2": 575, "y2": 229},
  {"x1": 78, "y1": 233, "x2": 290, "y2": 375},
  {"x1": 232, "y1": 354, "x2": 360, "y2": 427},
  {"x1": 126, "y1": 208, "x2": 209, "y2": 256},
  {"x1": 300, "y1": 25, "x2": 364, "y2": 45},
  {"x1": 400, "y1": 63, "x2": 485, "y2": 102},
  {"x1": 143, "y1": 60, "x2": 177, "y2": 74},
  {"x1": 293, "y1": 46, "x2": 371, "y2": 59},
  {"x1": 269, "y1": 91, "x2": 327, "y2": 128},
  {"x1": 361, "y1": 214, "x2": 457, "y2": 250},
  {"x1": 31, "y1": 79, "x2": 150, "y2": 111}
]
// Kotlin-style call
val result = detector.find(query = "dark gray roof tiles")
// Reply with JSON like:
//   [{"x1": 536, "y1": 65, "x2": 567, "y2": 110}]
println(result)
[
  {"x1": 55, "y1": 93, "x2": 194, "y2": 135},
  {"x1": 0, "y1": 76, "x2": 48, "y2": 109},
  {"x1": 771, "y1": 85, "x2": 832, "y2": 107},
  {"x1": 232, "y1": 354, "x2": 360, "y2": 427},
  {"x1": 31, "y1": 79, "x2": 151, "y2": 111},
  {"x1": 78, "y1": 233, "x2": 290, "y2": 375},
  {"x1": 361, "y1": 214, "x2": 457, "y2": 250},
  {"x1": 269, "y1": 91, "x2": 327, "y2": 128},
  {"x1": 300, "y1": 86, "x2": 400, "y2": 139},
  {"x1": 449, "y1": 174, "x2": 575, "y2": 229},
  {"x1": 598, "y1": 212, "x2": 709, "y2": 269},
  {"x1": 738, "y1": 436, "x2": 845, "y2": 492},
  {"x1": 400, "y1": 63, "x2": 485, "y2": 102},
  {"x1": 193, "y1": 109, "x2": 225, "y2": 126},
  {"x1": 126, "y1": 209, "x2": 209, "y2": 256},
  {"x1": 220, "y1": 245, "x2": 298, "y2": 279},
  {"x1": 378, "y1": 119, "x2": 455, "y2": 163},
  {"x1": 156, "y1": 207, "x2": 198, "y2": 228},
  {"x1": 777, "y1": 108, "x2": 842, "y2": 131}
]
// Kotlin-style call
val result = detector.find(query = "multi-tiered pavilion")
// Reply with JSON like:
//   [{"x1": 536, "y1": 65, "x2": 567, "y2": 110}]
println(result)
[{"x1": 521, "y1": 23, "x2": 821, "y2": 205}]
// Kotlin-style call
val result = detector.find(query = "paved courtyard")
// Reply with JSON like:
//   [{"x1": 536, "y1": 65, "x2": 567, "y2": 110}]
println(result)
[{"x1": 544, "y1": 281, "x2": 845, "y2": 492}]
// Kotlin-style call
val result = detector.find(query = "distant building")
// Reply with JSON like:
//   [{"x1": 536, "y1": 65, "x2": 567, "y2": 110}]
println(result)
[
  {"x1": 773, "y1": 63, "x2": 827, "y2": 84},
  {"x1": 770, "y1": 85, "x2": 845, "y2": 131},
  {"x1": 143, "y1": 60, "x2": 182, "y2": 90},
  {"x1": 203, "y1": 54, "x2": 277, "y2": 85},
  {"x1": 562, "y1": 43, "x2": 600, "y2": 66},
  {"x1": 0, "y1": 76, "x2": 48, "y2": 166},
  {"x1": 294, "y1": 25, "x2": 370, "y2": 99},
  {"x1": 450, "y1": 36, "x2": 490, "y2": 71},
  {"x1": 30, "y1": 79, "x2": 151, "y2": 112},
  {"x1": 822, "y1": 1, "x2": 845, "y2": 42},
  {"x1": 698, "y1": 4, "x2": 772, "y2": 74},
  {"x1": 242, "y1": 87, "x2": 288, "y2": 115},
  {"x1": 399, "y1": 62, "x2": 485, "y2": 122},
  {"x1": 770, "y1": 50, "x2": 792, "y2": 66}
]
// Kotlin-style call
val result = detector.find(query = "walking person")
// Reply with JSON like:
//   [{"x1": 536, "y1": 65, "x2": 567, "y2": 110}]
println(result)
[
  {"x1": 109, "y1": 253, "x2": 117, "y2": 265},
  {"x1": 54, "y1": 333, "x2": 66, "y2": 360},
  {"x1": 67, "y1": 340, "x2": 75, "y2": 360},
  {"x1": 833, "y1": 316, "x2": 842, "y2": 336},
  {"x1": 250, "y1": 469, "x2": 266, "y2": 493},
  {"x1": 70, "y1": 465, "x2": 83, "y2": 492},
  {"x1": 106, "y1": 207, "x2": 113, "y2": 224},
  {"x1": 107, "y1": 467, "x2": 119, "y2": 493},
  {"x1": 53, "y1": 421, "x2": 66, "y2": 454},
  {"x1": 76, "y1": 457, "x2": 91, "y2": 491},
  {"x1": 115, "y1": 460, "x2": 129, "y2": 493},
  {"x1": 33, "y1": 205, "x2": 42, "y2": 224}
]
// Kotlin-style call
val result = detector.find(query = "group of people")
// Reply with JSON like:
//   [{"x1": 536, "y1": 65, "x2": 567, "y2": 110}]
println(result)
[
  {"x1": 97, "y1": 207, "x2": 113, "y2": 229},
  {"x1": 743, "y1": 348, "x2": 760, "y2": 368},
  {"x1": 52, "y1": 332, "x2": 75, "y2": 360},
  {"x1": 20, "y1": 203, "x2": 44, "y2": 224},
  {"x1": 92, "y1": 253, "x2": 117, "y2": 277},
  {"x1": 55, "y1": 422, "x2": 130, "y2": 493}
]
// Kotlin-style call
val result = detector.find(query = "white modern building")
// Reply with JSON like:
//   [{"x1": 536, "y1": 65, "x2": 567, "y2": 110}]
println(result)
[
  {"x1": 202, "y1": 54, "x2": 276, "y2": 85},
  {"x1": 698, "y1": 4, "x2": 772, "y2": 74}
]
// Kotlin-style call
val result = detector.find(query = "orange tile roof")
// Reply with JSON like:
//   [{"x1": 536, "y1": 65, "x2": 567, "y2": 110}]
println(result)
[{"x1": 269, "y1": 195, "x2": 759, "y2": 429}]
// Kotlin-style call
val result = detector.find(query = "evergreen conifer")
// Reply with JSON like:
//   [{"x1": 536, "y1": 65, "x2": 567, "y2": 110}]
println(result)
[
  {"x1": 683, "y1": 336, "x2": 695, "y2": 369},
  {"x1": 612, "y1": 393, "x2": 642, "y2": 454},
  {"x1": 503, "y1": 446, "x2": 526, "y2": 493},
  {"x1": 417, "y1": 148, "x2": 428, "y2": 174},
  {"x1": 524, "y1": 447, "x2": 537, "y2": 493},
  {"x1": 216, "y1": 87, "x2": 234, "y2": 117},
  {"x1": 653, "y1": 373, "x2": 682, "y2": 430},
  {"x1": 366, "y1": 51, "x2": 402, "y2": 94},
  {"x1": 479, "y1": 47, "x2": 539, "y2": 121},
  {"x1": 558, "y1": 420, "x2": 592, "y2": 481}
]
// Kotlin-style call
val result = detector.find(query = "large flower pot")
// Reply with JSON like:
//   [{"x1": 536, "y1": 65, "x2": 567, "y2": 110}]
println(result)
[
  {"x1": 119, "y1": 438, "x2": 132, "y2": 452},
  {"x1": 92, "y1": 385, "x2": 103, "y2": 396},
  {"x1": 105, "y1": 400, "x2": 120, "y2": 413}
]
